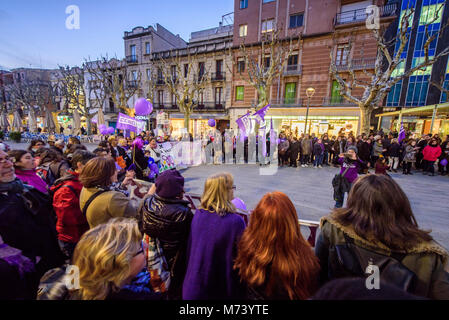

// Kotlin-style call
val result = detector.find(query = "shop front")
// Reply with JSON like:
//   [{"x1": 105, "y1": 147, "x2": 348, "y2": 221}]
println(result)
[
  {"x1": 265, "y1": 107, "x2": 361, "y2": 137},
  {"x1": 167, "y1": 113, "x2": 229, "y2": 139}
]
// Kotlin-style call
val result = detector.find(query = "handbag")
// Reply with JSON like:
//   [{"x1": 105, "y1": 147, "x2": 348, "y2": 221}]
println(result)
[{"x1": 143, "y1": 234, "x2": 171, "y2": 293}]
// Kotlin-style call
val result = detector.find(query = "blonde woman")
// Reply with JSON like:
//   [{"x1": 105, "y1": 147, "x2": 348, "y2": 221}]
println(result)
[
  {"x1": 182, "y1": 173, "x2": 246, "y2": 300},
  {"x1": 70, "y1": 217, "x2": 162, "y2": 300}
]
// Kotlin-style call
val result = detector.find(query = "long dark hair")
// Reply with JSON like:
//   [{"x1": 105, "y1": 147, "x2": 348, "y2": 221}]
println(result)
[
  {"x1": 331, "y1": 174, "x2": 432, "y2": 251},
  {"x1": 235, "y1": 192, "x2": 320, "y2": 299}
]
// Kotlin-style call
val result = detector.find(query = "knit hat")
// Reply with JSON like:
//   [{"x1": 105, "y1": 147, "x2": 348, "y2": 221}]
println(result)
[
  {"x1": 374, "y1": 135, "x2": 381, "y2": 141},
  {"x1": 155, "y1": 169, "x2": 184, "y2": 199},
  {"x1": 347, "y1": 146, "x2": 358, "y2": 153}
]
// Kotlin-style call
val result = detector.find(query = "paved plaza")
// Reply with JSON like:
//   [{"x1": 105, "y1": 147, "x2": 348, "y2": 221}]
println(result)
[{"x1": 182, "y1": 164, "x2": 449, "y2": 250}]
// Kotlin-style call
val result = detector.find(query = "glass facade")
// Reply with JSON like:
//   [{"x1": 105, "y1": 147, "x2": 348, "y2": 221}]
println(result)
[{"x1": 441, "y1": 59, "x2": 449, "y2": 103}]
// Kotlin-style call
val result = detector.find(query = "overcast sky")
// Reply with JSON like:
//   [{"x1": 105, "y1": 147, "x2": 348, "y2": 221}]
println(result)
[{"x1": 0, "y1": 0, "x2": 234, "y2": 70}]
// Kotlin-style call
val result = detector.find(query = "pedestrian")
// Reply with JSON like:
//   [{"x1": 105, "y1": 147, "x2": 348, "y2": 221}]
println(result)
[
  {"x1": 51, "y1": 150, "x2": 96, "y2": 259},
  {"x1": 35, "y1": 148, "x2": 70, "y2": 186},
  {"x1": 131, "y1": 137, "x2": 149, "y2": 181},
  {"x1": 278, "y1": 133, "x2": 289, "y2": 167},
  {"x1": 139, "y1": 169, "x2": 193, "y2": 299},
  {"x1": 388, "y1": 138, "x2": 401, "y2": 172},
  {"x1": 371, "y1": 135, "x2": 385, "y2": 167},
  {"x1": 313, "y1": 138, "x2": 324, "y2": 168},
  {"x1": 374, "y1": 155, "x2": 390, "y2": 175},
  {"x1": 316, "y1": 174, "x2": 449, "y2": 299},
  {"x1": 333, "y1": 146, "x2": 364, "y2": 208},
  {"x1": 403, "y1": 139, "x2": 419, "y2": 175},
  {"x1": 0, "y1": 149, "x2": 65, "y2": 297},
  {"x1": 79, "y1": 156, "x2": 143, "y2": 228},
  {"x1": 300, "y1": 134, "x2": 312, "y2": 167},
  {"x1": 416, "y1": 135, "x2": 430, "y2": 170},
  {"x1": 358, "y1": 138, "x2": 372, "y2": 173},
  {"x1": 321, "y1": 134, "x2": 331, "y2": 166},
  {"x1": 27, "y1": 139, "x2": 45, "y2": 156},
  {"x1": 8, "y1": 150, "x2": 48, "y2": 194},
  {"x1": 332, "y1": 136, "x2": 345, "y2": 166},
  {"x1": 52, "y1": 140, "x2": 65, "y2": 156},
  {"x1": 234, "y1": 191, "x2": 320, "y2": 300},
  {"x1": 422, "y1": 139, "x2": 442, "y2": 176},
  {"x1": 59, "y1": 218, "x2": 163, "y2": 300},
  {"x1": 289, "y1": 136, "x2": 300, "y2": 167},
  {"x1": 182, "y1": 172, "x2": 246, "y2": 300},
  {"x1": 344, "y1": 136, "x2": 357, "y2": 153}
]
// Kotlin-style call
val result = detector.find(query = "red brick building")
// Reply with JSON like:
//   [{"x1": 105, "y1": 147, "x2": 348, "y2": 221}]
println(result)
[{"x1": 230, "y1": 0, "x2": 397, "y2": 136}]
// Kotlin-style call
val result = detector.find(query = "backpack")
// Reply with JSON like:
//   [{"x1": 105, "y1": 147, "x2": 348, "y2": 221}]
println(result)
[
  {"x1": 36, "y1": 162, "x2": 63, "y2": 186},
  {"x1": 329, "y1": 234, "x2": 417, "y2": 293}
]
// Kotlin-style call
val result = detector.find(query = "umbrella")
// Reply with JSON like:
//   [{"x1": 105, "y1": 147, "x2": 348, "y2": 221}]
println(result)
[
  {"x1": 12, "y1": 110, "x2": 22, "y2": 131},
  {"x1": 0, "y1": 109, "x2": 9, "y2": 131},
  {"x1": 44, "y1": 109, "x2": 56, "y2": 133},
  {"x1": 28, "y1": 107, "x2": 38, "y2": 133},
  {"x1": 72, "y1": 109, "x2": 81, "y2": 135},
  {"x1": 97, "y1": 107, "x2": 105, "y2": 126}
]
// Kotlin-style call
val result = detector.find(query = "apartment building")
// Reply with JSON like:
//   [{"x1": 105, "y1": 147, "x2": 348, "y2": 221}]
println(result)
[{"x1": 231, "y1": 0, "x2": 398, "y2": 136}]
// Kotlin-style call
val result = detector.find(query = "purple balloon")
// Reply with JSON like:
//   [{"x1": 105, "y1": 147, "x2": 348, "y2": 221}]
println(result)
[
  {"x1": 441, "y1": 158, "x2": 448, "y2": 167},
  {"x1": 107, "y1": 127, "x2": 115, "y2": 135},
  {"x1": 232, "y1": 197, "x2": 247, "y2": 211},
  {"x1": 135, "y1": 98, "x2": 152, "y2": 116},
  {"x1": 99, "y1": 124, "x2": 107, "y2": 131},
  {"x1": 208, "y1": 119, "x2": 216, "y2": 127}
]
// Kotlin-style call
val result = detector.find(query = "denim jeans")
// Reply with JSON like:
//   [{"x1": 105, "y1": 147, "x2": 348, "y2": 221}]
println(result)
[{"x1": 313, "y1": 154, "x2": 323, "y2": 166}]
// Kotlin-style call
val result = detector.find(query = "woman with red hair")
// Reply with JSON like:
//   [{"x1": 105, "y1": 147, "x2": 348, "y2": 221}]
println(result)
[{"x1": 234, "y1": 192, "x2": 320, "y2": 300}]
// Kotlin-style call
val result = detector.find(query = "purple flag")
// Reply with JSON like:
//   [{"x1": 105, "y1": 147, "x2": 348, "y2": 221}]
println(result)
[
  {"x1": 236, "y1": 112, "x2": 251, "y2": 136},
  {"x1": 116, "y1": 112, "x2": 146, "y2": 133},
  {"x1": 398, "y1": 120, "x2": 405, "y2": 143},
  {"x1": 253, "y1": 104, "x2": 270, "y2": 124}
]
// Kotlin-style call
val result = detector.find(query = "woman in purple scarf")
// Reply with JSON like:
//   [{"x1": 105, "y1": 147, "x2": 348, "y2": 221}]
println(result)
[{"x1": 8, "y1": 150, "x2": 48, "y2": 194}]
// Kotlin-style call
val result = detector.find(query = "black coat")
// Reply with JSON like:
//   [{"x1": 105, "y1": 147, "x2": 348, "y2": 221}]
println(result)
[
  {"x1": 358, "y1": 142, "x2": 372, "y2": 162},
  {"x1": 131, "y1": 147, "x2": 148, "y2": 180},
  {"x1": 389, "y1": 143, "x2": 402, "y2": 157},
  {"x1": 289, "y1": 140, "x2": 300, "y2": 159},
  {"x1": 138, "y1": 194, "x2": 193, "y2": 299}
]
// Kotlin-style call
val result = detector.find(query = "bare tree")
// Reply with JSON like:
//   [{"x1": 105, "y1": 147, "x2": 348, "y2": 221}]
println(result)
[
  {"x1": 229, "y1": 25, "x2": 297, "y2": 111},
  {"x1": 431, "y1": 76, "x2": 449, "y2": 100},
  {"x1": 329, "y1": 4, "x2": 449, "y2": 134},
  {"x1": 157, "y1": 51, "x2": 210, "y2": 129}
]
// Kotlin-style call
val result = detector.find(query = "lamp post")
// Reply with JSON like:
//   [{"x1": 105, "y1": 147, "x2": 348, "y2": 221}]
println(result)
[{"x1": 305, "y1": 87, "x2": 315, "y2": 135}]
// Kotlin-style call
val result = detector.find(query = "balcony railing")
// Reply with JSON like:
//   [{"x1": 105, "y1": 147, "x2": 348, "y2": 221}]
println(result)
[
  {"x1": 335, "y1": 3, "x2": 397, "y2": 26},
  {"x1": 211, "y1": 72, "x2": 226, "y2": 82},
  {"x1": 126, "y1": 80, "x2": 139, "y2": 88},
  {"x1": 283, "y1": 64, "x2": 303, "y2": 76},
  {"x1": 196, "y1": 73, "x2": 206, "y2": 82},
  {"x1": 105, "y1": 108, "x2": 118, "y2": 114},
  {"x1": 322, "y1": 96, "x2": 357, "y2": 106},
  {"x1": 156, "y1": 77, "x2": 165, "y2": 85},
  {"x1": 196, "y1": 102, "x2": 226, "y2": 111},
  {"x1": 126, "y1": 55, "x2": 138, "y2": 64},
  {"x1": 153, "y1": 103, "x2": 177, "y2": 110},
  {"x1": 335, "y1": 58, "x2": 377, "y2": 71},
  {"x1": 271, "y1": 98, "x2": 303, "y2": 107}
]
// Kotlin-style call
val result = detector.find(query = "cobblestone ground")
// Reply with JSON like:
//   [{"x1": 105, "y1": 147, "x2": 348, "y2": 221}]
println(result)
[
  {"x1": 6, "y1": 142, "x2": 449, "y2": 249},
  {"x1": 181, "y1": 164, "x2": 449, "y2": 250}
]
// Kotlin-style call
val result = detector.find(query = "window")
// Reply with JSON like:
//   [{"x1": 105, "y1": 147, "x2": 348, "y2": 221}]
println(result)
[
  {"x1": 157, "y1": 68, "x2": 163, "y2": 80},
  {"x1": 145, "y1": 42, "x2": 151, "y2": 54},
  {"x1": 285, "y1": 83, "x2": 296, "y2": 104},
  {"x1": 263, "y1": 0, "x2": 275, "y2": 3},
  {"x1": 198, "y1": 62, "x2": 205, "y2": 79},
  {"x1": 441, "y1": 61, "x2": 449, "y2": 102},
  {"x1": 331, "y1": 80, "x2": 342, "y2": 104},
  {"x1": 146, "y1": 69, "x2": 151, "y2": 80},
  {"x1": 240, "y1": 0, "x2": 248, "y2": 9},
  {"x1": 171, "y1": 65, "x2": 177, "y2": 79},
  {"x1": 237, "y1": 58, "x2": 245, "y2": 73},
  {"x1": 132, "y1": 71, "x2": 138, "y2": 81},
  {"x1": 171, "y1": 93, "x2": 177, "y2": 106},
  {"x1": 215, "y1": 87, "x2": 223, "y2": 106},
  {"x1": 239, "y1": 24, "x2": 248, "y2": 37},
  {"x1": 216, "y1": 60, "x2": 223, "y2": 74},
  {"x1": 264, "y1": 57, "x2": 271, "y2": 71},
  {"x1": 198, "y1": 90, "x2": 204, "y2": 106},
  {"x1": 287, "y1": 54, "x2": 298, "y2": 66},
  {"x1": 336, "y1": 44, "x2": 349, "y2": 66},
  {"x1": 184, "y1": 64, "x2": 189, "y2": 78},
  {"x1": 130, "y1": 45, "x2": 136, "y2": 57},
  {"x1": 158, "y1": 90, "x2": 164, "y2": 105},
  {"x1": 419, "y1": 2, "x2": 444, "y2": 26},
  {"x1": 261, "y1": 19, "x2": 274, "y2": 33},
  {"x1": 236, "y1": 86, "x2": 244, "y2": 101},
  {"x1": 289, "y1": 13, "x2": 304, "y2": 29}
]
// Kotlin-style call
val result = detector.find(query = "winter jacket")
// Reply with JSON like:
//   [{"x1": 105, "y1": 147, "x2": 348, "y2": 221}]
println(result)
[
  {"x1": 139, "y1": 194, "x2": 193, "y2": 299},
  {"x1": 382, "y1": 138, "x2": 391, "y2": 156},
  {"x1": 389, "y1": 143, "x2": 401, "y2": 157},
  {"x1": 375, "y1": 162, "x2": 389, "y2": 175},
  {"x1": 423, "y1": 145, "x2": 442, "y2": 162},
  {"x1": 79, "y1": 186, "x2": 139, "y2": 228},
  {"x1": 0, "y1": 180, "x2": 65, "y2": 292},
  {"x1": 15, "y1": 168, "x2": 48, "y2": 194},
  {"x1": 322, "y1": 139, "x2": 332, "y2": 152},
  {"x1": 131, "y1": 147, "x2": 149, "y2": 180},
  {"x1": 404, "y1": 145, "x2": 418, "y2": 163},
  {"x1": 315, "y1": 216, "x2": 449, "y2": 299},
  {"x1": 182, "y1": 209, "x2": 246, "y2": 300},
  {"x1": 337, "y1": 157, "x2": 363, "y2": 184},
  {"x1": 373, "y1": 141, "x2": 384, "y2": 157},
  {"x1": 313, "y1": 143, "x2": 324, "y2": 156},
  {"x1": 332, "y1": 140, "x2": 346, "y2": 154},
  {"x1": 289, "y1": 140, "x2": 300, "y2": 159},
  {"x1": 358, "y1": 142, "x2": 372, "y2": 162},
  {"x1": 278, "y1": 139, "x2": 289, "y2": 153},
  {"x1": 51, "y1": 171, "x2": 89, "y2": 244},
  {"x1": 301, "y1": 139, "x2": 312, "y2": 155}
]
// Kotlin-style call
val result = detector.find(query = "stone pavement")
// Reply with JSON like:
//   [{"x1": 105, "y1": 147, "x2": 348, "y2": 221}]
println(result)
[{"x1": 181, "y1": 164, "x2": 449, "y2": 250}]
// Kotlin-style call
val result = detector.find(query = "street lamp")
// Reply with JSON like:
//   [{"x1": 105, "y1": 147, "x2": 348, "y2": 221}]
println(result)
[{"x1": 305, "y1": 87, "x2": 315, "y2": 135}]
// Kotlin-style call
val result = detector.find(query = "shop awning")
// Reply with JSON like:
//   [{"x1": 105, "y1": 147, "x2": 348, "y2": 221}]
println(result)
[
  {"x1": 375, "y1": 102, "x2": 449, "y2": 117},
  {"x1": 169, "y1": 113, "x2": 229, "y2": 120}
]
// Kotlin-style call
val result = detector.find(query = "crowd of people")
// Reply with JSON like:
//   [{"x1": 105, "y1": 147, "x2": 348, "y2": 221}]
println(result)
[
  {"x1": 0, "y1": 128, "x2": 448, "y2": 301},
  {"x1": 277, "y1": 130, "x2": 449, "y2": 177}
]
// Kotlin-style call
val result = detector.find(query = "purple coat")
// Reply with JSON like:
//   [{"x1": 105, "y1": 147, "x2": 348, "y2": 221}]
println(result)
[
  {"x1": 182, "y1": 209, "x2": 246, "y2": 300},
  {"x1": 338, "y1": 157, "x2": 363, "y2": 184}
]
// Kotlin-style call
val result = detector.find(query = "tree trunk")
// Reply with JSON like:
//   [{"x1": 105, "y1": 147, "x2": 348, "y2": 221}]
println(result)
[
  {"x1": 184, "y1": 112, "x2": 190, "y2": 130},
  {"x1": 360, "y1": 105, "x2": 373, "y2": 135},
  {"x1": 87, "y1": 117, "x2": 92, "y2": 135}
]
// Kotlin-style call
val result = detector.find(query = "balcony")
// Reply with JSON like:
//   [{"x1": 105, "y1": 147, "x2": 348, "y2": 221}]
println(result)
[
  {"x1": 196, "y1": 73, "x2": 206, "y2": 82},
  {"x1": 322, "y1": 96, "x2": 357, "y2": 106},
  {"x1": 335, "y1": 3, "x2": 397, "y2": 26},
  {"x1": 105, "y1": 108, "x2": 118, "y2": 114},
  {"x1": 156, "y1": 77, "x2": 165, "y2": 85},
  {"x1": 126, "y1": 80, "x2": 139, "y2": 89},
  {"x1": 211, "y1": 72, "x2": 226, "y2": 82},
  {"x1": 283, "y1": 64, "x2": 303, "y2": 76},
  {"x1": 126, "y1": 55, "x2": 138, "y2": 64},
  {"x1": 269, "y1": 98, "x2": 303, "y2": 107},
  {"x1": 335, "y1": 58, "x2": 377, "y2": 71},
  {"x1": 195, "y1": 102, "x2": 225, "y2": 111},
  {"x1": 153, "y1": 103, "x2": 177, "y2": 110}
]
